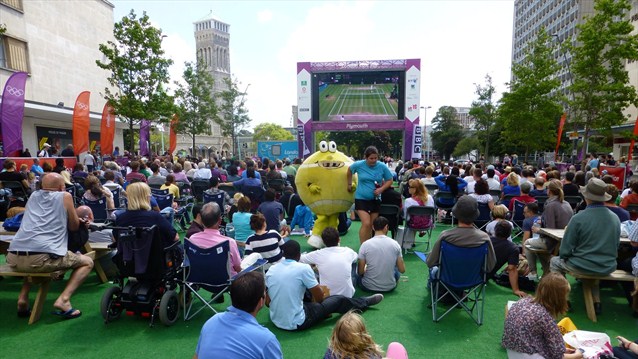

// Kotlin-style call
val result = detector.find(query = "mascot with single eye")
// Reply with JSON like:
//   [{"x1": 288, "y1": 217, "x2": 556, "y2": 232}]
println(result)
[{"x1": 295, "y1": 141, "x2": 356, "y2": 248}]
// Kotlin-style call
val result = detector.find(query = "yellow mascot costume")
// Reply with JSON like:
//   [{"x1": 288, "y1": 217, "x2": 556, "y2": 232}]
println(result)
[{"x1": 295, "y1": 140, "x2": 357, "y2": 248}]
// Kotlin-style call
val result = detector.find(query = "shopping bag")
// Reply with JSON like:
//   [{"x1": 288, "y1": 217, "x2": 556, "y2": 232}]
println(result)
[{"x1": 563, "y1": 330, "x2": 613, "y2": 359}]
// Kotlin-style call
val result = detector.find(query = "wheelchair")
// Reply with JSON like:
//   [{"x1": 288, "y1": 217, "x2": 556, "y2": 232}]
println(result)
[{"x1": 100, "y1": 225, "x2": 183, "y2": 326}]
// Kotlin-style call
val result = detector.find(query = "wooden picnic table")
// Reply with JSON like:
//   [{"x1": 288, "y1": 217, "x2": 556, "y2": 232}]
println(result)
[{"x1": 538, "y1": 227, "x2": 631, "y2": 244}]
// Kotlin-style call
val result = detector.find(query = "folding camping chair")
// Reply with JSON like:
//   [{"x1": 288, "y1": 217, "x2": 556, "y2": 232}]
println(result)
[
  {"x1": 181, "y1": 239, "x2": 266, "y2": 321},
  {"x1": 510, "y1": 200, "x2": 531, "y2": 241},
  {"x1": 473, "y1": 202, "x2": 491, "y2": 232},
  {"x1": 82, "y1": 197, "x2": 112, "y2": 223},
  {"x1": 379, "y1": 204, "x2": 402, "y2": 239},
  {"x1": 404, "y1": 205, "x2": 435, "y2": 252},
  {"x1": 430, "y1": 241, "x2": 488, "y2": 326},
  {"x1": 190, "y1": 180, "x2": 209, "y2": 203}
]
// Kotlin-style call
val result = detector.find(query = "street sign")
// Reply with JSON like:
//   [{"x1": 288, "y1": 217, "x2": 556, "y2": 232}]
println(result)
[{"x1": 568, "y1": 131, "x2": 579, "y2": 140}]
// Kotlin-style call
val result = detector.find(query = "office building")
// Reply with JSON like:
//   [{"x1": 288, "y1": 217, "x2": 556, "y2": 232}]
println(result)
[{"x1": 0, "y1": 0, "x2": 124, "y2": 156}]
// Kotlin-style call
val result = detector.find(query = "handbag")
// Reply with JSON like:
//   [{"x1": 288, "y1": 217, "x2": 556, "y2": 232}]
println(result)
[{"x1": 3, "y1": 212, "x2": 23, "y2": 232}]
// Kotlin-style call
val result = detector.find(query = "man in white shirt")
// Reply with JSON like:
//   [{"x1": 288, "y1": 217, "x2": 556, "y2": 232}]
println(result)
[
  {"x1": 465, "y1": 168, "x2": 483, "y2": 194},
  {"x1": 194, "y1": 162, "x2": 212, "y2": 180},
  {"x1": 357, "y1": 216, "x2": 406, "y2": 292},
  {"x1": 300, "y1": 227, "x2": 358, "y2": 297}
]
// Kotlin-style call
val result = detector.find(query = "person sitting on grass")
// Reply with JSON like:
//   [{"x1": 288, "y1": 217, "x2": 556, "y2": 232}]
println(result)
[
  {"x1": 289, "y1": 198, "x2": 314, "y2": 237},
  {"x1": 265, "y1": 240, "x2": 384, "y2": 331},
  {"x1": 502, "y1": 273, "x2": 583, "y2": 359},
  {"x1": 357, "y1": 216, "x2": 406, "y2": 293},
  {"x1": 490, "y1": 221, "x2": 526, "y2": 298},
  {"x1": 300, "y1": 227, "x2": 358, "y2": 297},
  {"x1": 485, "y1": 204, "x2": 514, "y2": 240},
  {"x1": 244, "y1": 213, "x2": 288, "y2": 271},
  {"x1": 194, "y1": 271, "x2": 283, "y2": 359},
  {"x1": 324, "y1": 311, "x2": 408, "y2": 359}
]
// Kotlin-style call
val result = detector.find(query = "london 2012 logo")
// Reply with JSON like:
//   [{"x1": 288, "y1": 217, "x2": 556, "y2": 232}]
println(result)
[
  {"x1": 76, "y1": 102, "x2": 88, "y2": 110},
  {"x1": 6, "y1": 85, "x2": 24, "y2": 97}
]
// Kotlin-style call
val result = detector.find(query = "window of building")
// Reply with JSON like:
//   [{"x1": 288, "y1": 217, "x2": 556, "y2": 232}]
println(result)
[
  {"x1": 0, "y1": 35, "x2": 30, "y2": 72},
  {"x1": 0, "y1": 0, "x2": 23, "y2": 11}
]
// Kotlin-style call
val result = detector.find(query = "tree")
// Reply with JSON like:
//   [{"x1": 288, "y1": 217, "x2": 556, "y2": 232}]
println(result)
[
  {"x1": 469, "y1": 74, "x2": 498, "y2": 160},
  {"x1": 498, "y1": 27, "x2": 563, "y2": 157},
  {"x1": 568, "y1": 0, "x2": 638, "y2": 153},
  {"x1": 252, "y1": 123, "x2": 294, "y2": 141},
  {"x1": 173, "y1": 61, "x2": 218, "y2": 151},
  {"x1": 96, "y1": 10, "x2": 174, "y2": 152},
  {"x1": 453, "y1": 136, "x2": 480, "y2": 160},
  {"x1": 217, "y1": 77, "x2": 251, "y2": 156},
  {"x1": 430, "y1": 106, "x2": 463, "y2": 160}
]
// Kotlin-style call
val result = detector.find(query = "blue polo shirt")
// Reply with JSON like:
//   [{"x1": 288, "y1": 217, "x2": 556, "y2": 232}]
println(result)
[
  {"x1": 349, "y1": 160, "x2": 393, "y2": 200},
  {"x1": 195, "y1": 306, "x2": 282, "y2": 359},
  {"x1": 265, "y1": 259, "x2": 318, "y2": 330}
]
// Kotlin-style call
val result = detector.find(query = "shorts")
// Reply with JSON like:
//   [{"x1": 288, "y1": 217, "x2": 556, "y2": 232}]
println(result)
[
  {"x1": 355, "y1": 199, "x2": 381, "y2": 214},
  {"x1": 6, "y1": 251, "x2": 84, "y2": 273}
]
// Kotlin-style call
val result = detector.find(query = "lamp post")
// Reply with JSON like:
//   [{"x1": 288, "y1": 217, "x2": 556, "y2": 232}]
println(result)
[
  {"x1": 552, "y1": 33, "x2": 577, "y2": 164},
  {"x1": 420, "y1": 106, "x2": 432, "y2": 161}
]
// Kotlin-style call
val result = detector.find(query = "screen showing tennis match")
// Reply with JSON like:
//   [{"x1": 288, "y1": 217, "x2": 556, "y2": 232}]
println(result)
[{"x1": 314, "y1": 71, "x2": 402, "y2": 121}]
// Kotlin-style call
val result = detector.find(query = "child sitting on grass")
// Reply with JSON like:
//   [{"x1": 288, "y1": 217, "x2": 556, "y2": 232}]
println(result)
[{"x1": 289, "y1": 199, "x2": 314, "y2": 237}]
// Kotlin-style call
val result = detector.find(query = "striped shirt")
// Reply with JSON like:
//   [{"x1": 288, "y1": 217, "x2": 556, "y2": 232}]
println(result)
[{"x1": 245, "y1": 230, "x2": 284, "y2": 263}]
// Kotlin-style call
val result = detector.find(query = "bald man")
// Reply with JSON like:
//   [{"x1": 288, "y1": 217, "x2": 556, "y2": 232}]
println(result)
[{"x1": 7, "y1": 173, "x2": 94, "y2": 320}]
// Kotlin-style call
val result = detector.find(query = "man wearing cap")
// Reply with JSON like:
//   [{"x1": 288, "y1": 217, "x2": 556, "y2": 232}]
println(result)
[
  {"x1": 550, "y1": 178, "x2": 620, "y2": 315},
  {"x1": 427, "y1": 195, "x2": 496, "y2": 277},
  {"x1": 38, "y1": 143, "x2": 51, "y2": 158}
]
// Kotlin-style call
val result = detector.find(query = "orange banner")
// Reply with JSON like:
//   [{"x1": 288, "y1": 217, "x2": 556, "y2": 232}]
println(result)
[
  {"x1": 628, "y1": 115, "x2": 638, "y2": 162},
  {"x1": 555, "y1": 113, "x2": 567, "y2": 158},
  {"x1": 100, "y1": 102, "x2": 115, "y2": 155},
  {"x1": 169, "y1": 114, "x2": 178, "y2": 154},
  {"x1": 72, "y1": 91, "x2": 90, "y2": 155}
]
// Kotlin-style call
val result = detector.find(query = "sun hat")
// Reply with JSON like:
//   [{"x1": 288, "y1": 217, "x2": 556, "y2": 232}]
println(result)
[
  {"x1": 452, "y1": 195, "x2": 480, "y2": 223},
  {"x1": 580, "y1": 178, "x2": 611, "y2": 202}
]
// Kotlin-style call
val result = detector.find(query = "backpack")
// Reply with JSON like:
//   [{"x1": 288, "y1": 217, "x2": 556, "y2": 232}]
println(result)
[
  {"x1": 3, "y1": 212, "x2": 24, "y2": 232},
  {"x1": 407, "y1": 198, "x2": 432, "y2": 229}
]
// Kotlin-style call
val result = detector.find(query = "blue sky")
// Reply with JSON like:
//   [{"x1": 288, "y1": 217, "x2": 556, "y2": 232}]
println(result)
[{"x1": 112, "y1": 0, "x2": 515, "y2": 130}]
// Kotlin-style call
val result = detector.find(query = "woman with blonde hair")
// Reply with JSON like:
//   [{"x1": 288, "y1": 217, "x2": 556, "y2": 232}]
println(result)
[
  {"x1": 115, "y1": 182, "x2": 178, "y2": 246},
  {"x1": 501, "y1": 172, "x2": 521, "y2": 208},
  {"x1": 325, "y1": 311, "x2": 408, "y2": 359},
  {"x1": 485, "y1": 204, "x2": 513, "y2": 240},
  {"x1": 502, "y1": 273, "x2": 582, "y2": 359}
]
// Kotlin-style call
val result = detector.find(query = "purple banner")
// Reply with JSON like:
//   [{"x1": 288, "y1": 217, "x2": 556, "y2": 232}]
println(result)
[
  {"x1": 139, "y1": 120, "x2": 150, "y2": 156},
  {"x1": 0, "y1": 72, "x2": 28, "y2": 157},
  {"x1": 312, "y1": 120, "x2": 405, "y2": 131},
  {"x1": 404, "y1": 118, "x2": 416, "y2": 160}
]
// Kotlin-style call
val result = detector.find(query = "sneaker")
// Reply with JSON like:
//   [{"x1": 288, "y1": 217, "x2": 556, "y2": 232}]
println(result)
[
  {"x1": 526, "y1": 273, "x2": 538, "y2": 282},
  {"x1": 364, "y1": 294, "x2": 384, "y2": 306}
]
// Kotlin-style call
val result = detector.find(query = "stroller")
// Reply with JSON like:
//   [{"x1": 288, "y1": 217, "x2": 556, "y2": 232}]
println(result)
[{"x1": 100, "y1": 225, "x2": 183, "y2": 326}]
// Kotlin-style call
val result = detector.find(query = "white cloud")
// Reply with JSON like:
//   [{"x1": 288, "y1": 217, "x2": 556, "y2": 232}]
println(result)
[
  {"x1": 162, "y1": 33, "x2": 195, "y2": 92},
  {"x1": 257, "y1": 9, "x2": 273, "y2": 24}
]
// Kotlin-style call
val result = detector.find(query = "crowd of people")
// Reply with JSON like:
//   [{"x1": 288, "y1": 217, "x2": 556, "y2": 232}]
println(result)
[{"x1": 5, "y1": 146, "x2": 638, "y2": 358}]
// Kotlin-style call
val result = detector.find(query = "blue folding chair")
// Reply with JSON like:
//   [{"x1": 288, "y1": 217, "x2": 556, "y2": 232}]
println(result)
[
  {"x1": 434, "y1": 191, "x2": 457, "y2": 225},
  {"x1": 430, "y1": 241, "x2": 488, "y2": 326},
  {"x1": 511, "y1": 200, "x2": 531, "y2": 241},
  {"x1": 190, "y1": 180, "x2": 209, "y2": 203},
  {"x1": 203, "y1": 192, "x2": 225, "y2": 210},
  {"x1": 151, "y1": 187, "x2": 169, "y2": 196},
  {"x1": 82, "y1": 197, "x2": 111, "y2": 223},
  {"x1": 153, "y1": 193, "x2": 174, "y2": 210},
  {"x1": 181, "y1": 239, "x2": 266, "y2": 321},
  {"x1": 473, "y1": 202, "x2": 492, "y2": 232}
]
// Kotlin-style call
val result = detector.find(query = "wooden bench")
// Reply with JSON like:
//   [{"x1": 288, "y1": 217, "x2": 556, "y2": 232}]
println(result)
[
  {"x1": 569, "y1": 270, "x2": 636, "y2": 323},
  {"x1": 0, "y1": 264, "x2": 68, "y2": 324}
]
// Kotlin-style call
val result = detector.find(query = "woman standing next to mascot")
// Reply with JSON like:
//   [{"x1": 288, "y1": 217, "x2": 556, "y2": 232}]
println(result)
[{"x1": 347, "y1": 146, "x2": 394, "y2": 244}]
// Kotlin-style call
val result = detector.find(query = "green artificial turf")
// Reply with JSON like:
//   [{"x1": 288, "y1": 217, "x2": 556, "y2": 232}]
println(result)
[{"x1": 1, "y1": 221, "x2": 636, "y2": 358}]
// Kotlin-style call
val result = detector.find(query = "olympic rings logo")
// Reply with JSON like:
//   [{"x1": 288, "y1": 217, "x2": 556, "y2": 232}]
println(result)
[{"x1": 6, "y1": 85, "x2": 24, "y2": 97}]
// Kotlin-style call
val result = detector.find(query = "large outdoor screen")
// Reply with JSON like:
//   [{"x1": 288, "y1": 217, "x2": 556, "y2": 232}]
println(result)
[{"x1": 312, "y1": 71, "x2": 405, "y2": 121}]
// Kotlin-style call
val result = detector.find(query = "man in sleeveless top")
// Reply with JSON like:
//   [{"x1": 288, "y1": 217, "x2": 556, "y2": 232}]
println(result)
[{"x1": 6, "y1": 173, "x2": 94, "y2": 320}]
